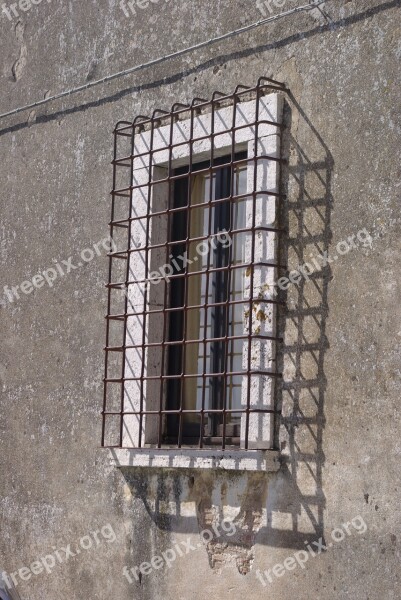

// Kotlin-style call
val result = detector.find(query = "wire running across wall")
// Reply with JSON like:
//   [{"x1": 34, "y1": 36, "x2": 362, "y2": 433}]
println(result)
[{"x1": 0, "y1": 1, "x2": 326, "y2": 121}]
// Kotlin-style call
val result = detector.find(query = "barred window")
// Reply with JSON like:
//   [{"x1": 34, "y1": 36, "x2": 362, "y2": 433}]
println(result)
[{"x1": 102, "y1": 79, "x2": 286, "y2": 460}]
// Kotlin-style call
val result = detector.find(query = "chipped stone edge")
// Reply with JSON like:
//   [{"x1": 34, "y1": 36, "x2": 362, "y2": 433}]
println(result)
[{"x1": 108, "y1": 448, "x2": 281, "y2": 472}]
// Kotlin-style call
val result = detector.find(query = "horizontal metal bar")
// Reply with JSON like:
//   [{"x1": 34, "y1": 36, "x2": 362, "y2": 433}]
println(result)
[
  {"x1": 104, "y1": 370, "x2": 282, "y2": 382},
  {"x1": 106, "y1": 260, "x2": 286, "y2": 289},
  {"x1": 103, "y1": 408, "x2": 280, "y2": 416},
  {"x1": 111, "y1": 154, "x2": 287, "y2": 196},
  {"x1": 105, "y1": 296, "x2": 284, "y2": 320},
  {"x1": 109, "y1": 190, "x2": 286, "y2": 225},
  {"x1": 113, "y1": 99, "x2": 285, "y2": 133},
  {"x1": 105, "y1": 332, "x2": 282, "y2": 352},
  {"x1": 112, "y1": 118, "x2": 283, "y2": 165},
  {"x1": 110, "y1": 225, "x2": 285, "y2": 256}
]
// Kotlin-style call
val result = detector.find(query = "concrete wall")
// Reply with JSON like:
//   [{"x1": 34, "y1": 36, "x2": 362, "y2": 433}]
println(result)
[{"x1": 0, "y1": 1, "x2": 400, "y2": 598}]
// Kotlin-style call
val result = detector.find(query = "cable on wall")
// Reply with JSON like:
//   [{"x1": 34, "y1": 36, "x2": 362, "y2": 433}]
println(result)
[{"x1": 0, "y1": 0, "x2": 326, "y2": 121}]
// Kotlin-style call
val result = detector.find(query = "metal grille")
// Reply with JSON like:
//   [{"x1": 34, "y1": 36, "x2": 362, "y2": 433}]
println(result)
[{"x1": 102, "y1": 77, "x2": 287, "y2": 451}]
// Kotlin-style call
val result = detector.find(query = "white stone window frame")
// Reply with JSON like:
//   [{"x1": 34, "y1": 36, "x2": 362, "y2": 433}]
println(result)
[{"x1": 111, "y1": 92, "x2": 283, "y2": 472}]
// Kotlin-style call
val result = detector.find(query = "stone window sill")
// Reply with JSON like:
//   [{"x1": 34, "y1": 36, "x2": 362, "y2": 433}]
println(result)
[{"x1": 108, "y1": 448, "x2": 280, "y2": 472}]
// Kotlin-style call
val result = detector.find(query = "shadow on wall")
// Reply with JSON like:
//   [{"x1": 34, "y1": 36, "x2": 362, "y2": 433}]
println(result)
[
  {"x1": 119, "y1": 96, "x2": 333, "y2": 575},
  {"x1": 121, "y1": 468, "x2": 274, "y2": 575},
  {"x1": 263, "y1": 92, "x2": 333, "y2": 549}
]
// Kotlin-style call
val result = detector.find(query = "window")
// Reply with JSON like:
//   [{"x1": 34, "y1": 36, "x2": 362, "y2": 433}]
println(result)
[
  {"x1": 102, "y1": 78, "x2": 286, "y2": 460},
  {"x1": 166, "y1": 153, "x2": 247, "y2": 446}
]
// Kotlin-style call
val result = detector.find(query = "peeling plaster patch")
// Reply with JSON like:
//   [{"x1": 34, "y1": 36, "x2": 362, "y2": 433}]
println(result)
[
  {"x1": 27, "y1": 110, "x2": 36, "y2": 124},
  {"x1": 12, "y1": 21, "x2": 27, "y2": 82},
  {"x1": 0, "y1": 363, "x2": 7, "y2": 387},
  {"x1": 191, "y1": 472, "x2": 269, "y2": 575},
  {"x1": 86, "y1": 59, "x2": 99, "y2": 82},
  {"x1": 0, "y1": 226, "x2": 16, "y2": 262},
  {"x1": 74, "y1": 134, "x2": 86, "y2": 180},
  {"x1": 121, "y1": 469, "x2": 273, "y2": 576}
]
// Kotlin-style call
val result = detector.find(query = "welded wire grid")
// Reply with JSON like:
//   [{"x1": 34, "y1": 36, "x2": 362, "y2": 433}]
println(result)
[{"x1": 102, "y1": 77, "x2": 287, "y2": 451}]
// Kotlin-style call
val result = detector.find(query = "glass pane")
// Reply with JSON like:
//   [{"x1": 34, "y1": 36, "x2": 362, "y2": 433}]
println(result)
[
  {"x1": 184, "y1": 162, "x2": 247, "y2": 432},
  {"x1": 225, "y1": 164, "x2": 247, "y2": 423},
  {"x1": 168, "y1": 156, "x2": 247, "y2": 441},
  {"x1": 183, "y1": 174, "x2": 212, "y2": 424}
]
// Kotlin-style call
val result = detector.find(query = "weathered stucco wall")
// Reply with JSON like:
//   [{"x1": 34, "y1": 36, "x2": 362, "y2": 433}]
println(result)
[{"x1": 0, "y1": 1, "x2": 400, "y2": 598}]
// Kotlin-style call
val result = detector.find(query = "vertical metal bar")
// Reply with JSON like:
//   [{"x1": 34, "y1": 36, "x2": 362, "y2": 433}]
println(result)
[
  {"x1": 177, "y1": 105, "x2": 194, "y2": 449},
  {"x1": 157, "y1": 273, "x2": 168, "y2": 448},
  {"x1": 102, "y1": 126, "x2": 120, "y2": 447},
  {"x1": 138, "y1": 119, "x2": 156, "y2": 448},
  {"x1": 274, "y1": 112, "x2": 285, "y2": 450},
  {"x1": 157, "y1": 147, "x2": 173, "y2": 448},
  {"x1": 118, "y1": 122, "x2": 137, "y2": 447},
  {"x1": 221, "y1": 94, "x2": 238, "y2": 450},
  {"x1": 156, "y1": 108, "x2": 176, "y2": 448},
  {"x1": 199, "y1": 97, "x2": 216, "y2": 448},
  {"x1": 245, "y1": 85, "x2": 261, "y2": 450}
]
